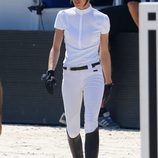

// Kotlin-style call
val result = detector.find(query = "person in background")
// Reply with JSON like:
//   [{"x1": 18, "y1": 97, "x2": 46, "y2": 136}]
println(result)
[
  {"x1": 100, "y1": 0, "x2": 139, "y2": 38},
  {"x1": 97, "y1": 0, "x2": 140, "y2": 129}
]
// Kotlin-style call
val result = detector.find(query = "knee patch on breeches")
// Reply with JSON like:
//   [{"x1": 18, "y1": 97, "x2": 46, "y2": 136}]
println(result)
[{"x1": 84, "y1": 117, "x2": 98, "y2": 134}]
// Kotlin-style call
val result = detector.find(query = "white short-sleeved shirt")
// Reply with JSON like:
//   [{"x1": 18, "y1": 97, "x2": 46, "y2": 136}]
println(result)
[{"x1": 54, "y1": 5, "x2": 110, "y2": 67}]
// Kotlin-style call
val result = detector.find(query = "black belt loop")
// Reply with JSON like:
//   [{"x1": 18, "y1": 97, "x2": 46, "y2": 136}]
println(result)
[
  {"x1": 63, "y1": 61, "x2": 100, "y2": 71},
  {"x1": 63, "y1": 67, "x2": 67, "y2": 70},
  {"x1": 92, "y1": 61, "x2": 100, "y2": 68}
]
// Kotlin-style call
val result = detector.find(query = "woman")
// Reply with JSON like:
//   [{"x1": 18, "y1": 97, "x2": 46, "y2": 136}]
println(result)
[
  {"x1": 99, "y1": 0, "x2": 139, "y2": 39},
  {"x1": 46, "y1": 0, "x2": 112, "y2": 157},
  {"x1": 127, "y1": 0, "x2": 139, "y2": 27}
]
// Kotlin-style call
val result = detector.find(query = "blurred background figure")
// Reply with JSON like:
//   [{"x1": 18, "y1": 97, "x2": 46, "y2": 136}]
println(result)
[
  {"x1": 95, "y1": 0, "x2": 139, "y2": 129},
  {"x1": 99, "y1": 0, "x2": 139, "y2": 40}
]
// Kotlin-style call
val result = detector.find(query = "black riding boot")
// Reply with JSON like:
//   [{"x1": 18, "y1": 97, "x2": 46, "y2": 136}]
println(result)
[
  {"x1": 85, "y1": 128, "x2": 99, "y2": 158},
  {"x1": 67, "y1": 132, "x2": 84, "y2": 158}
]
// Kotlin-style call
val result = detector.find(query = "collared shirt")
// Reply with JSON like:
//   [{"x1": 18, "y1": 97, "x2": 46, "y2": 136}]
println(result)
[{"x1": 54, "y1": 5, "x2": 110, "y2": 67}]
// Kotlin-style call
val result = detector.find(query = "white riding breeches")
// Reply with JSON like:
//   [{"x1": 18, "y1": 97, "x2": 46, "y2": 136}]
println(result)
[{"x1": 62, "y1": 64, "x2": 104, "y2": 138}]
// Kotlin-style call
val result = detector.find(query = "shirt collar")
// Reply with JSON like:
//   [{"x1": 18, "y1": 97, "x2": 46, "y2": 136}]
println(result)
[{"x1": 75, "y1": 4, "x2": 92, "y2": 15}]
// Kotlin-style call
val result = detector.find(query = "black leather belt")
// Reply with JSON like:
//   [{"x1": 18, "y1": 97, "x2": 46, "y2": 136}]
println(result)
[{"x1": 63, "y1": 61, "x2": 100, "y2": 71}]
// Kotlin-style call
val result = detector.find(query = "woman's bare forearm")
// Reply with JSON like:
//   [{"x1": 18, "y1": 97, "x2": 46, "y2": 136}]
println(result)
[{"x1": 0, "y1": 81, "x2": 3, "y2": 135}]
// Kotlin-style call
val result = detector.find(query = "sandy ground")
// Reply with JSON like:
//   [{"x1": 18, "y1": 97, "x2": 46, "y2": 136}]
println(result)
[{"x1": 0, "y1": 124, "x2": 141, "y2": 158}]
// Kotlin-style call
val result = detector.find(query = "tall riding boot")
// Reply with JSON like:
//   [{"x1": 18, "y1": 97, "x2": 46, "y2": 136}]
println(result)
[
  {"x1": 85, "y1": 128, "x2": 99, "y2": 158},
  {"x1": 67, "y1": 132, "x2": 84, "y2": 158}
]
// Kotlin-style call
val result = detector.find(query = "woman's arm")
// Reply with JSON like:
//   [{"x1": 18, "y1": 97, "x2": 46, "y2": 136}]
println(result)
[
  {"x1": 127, "y1": 1, "x2": 139, "y2": 27},
  {"x1": 48, "y1": 29, "x2": 64, "y2": 70},
  {"x1": 0, "y1": 81, "x2": 3, "y2": 135},
  {"x1": 99, "y1": 33, "x2": 112, "y2": 84}
]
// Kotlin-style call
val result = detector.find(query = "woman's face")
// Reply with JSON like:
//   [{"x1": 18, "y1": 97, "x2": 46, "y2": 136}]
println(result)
[{"x1": 72, "y1": 0, "x2": 90, "y2": 10}]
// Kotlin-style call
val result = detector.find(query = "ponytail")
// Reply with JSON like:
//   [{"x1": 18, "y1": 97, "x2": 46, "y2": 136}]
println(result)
[{"x1": 84, "y1": 0, "x2": 90, "y2": 6}]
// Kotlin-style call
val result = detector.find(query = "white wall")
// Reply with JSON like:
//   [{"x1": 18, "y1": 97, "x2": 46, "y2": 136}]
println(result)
[
  {"x1": 0, "y1": 0, "x2": 68, "y2": 30},
  {"x1": 0, "y1": 0, "x2": 39, "y2": 30},
  {"x1": 1, "y1": 0, "x2": 138, "y2": 31}
]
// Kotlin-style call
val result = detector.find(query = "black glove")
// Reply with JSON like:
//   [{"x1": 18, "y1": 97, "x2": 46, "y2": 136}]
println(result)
[
  {"x1": 41, "y1": 70, "x2": 56, "y2": 95},
  {"x1": 102, "y1": 83, "x2": 113, "y2": 105}
]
